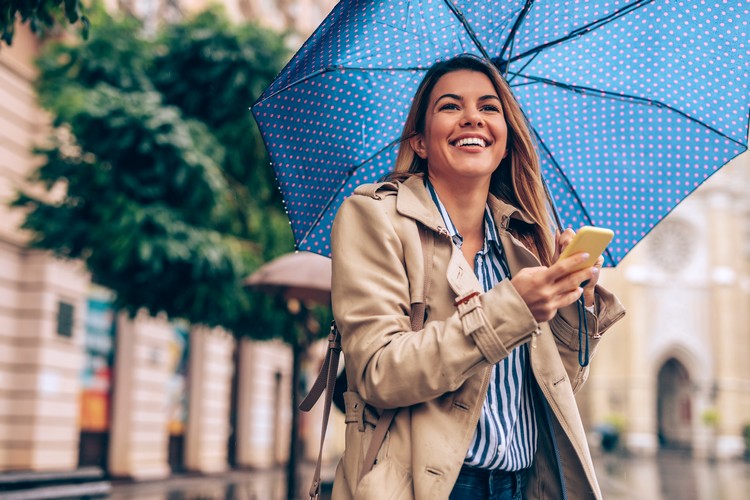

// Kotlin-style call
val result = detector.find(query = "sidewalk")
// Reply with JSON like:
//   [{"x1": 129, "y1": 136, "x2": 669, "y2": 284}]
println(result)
[
  {"x1": 107, "y1": 452, "x2": 750, "y2": 500},
  {"x1": 108, "y1": 461, "x2": 335, "y2": 500}
]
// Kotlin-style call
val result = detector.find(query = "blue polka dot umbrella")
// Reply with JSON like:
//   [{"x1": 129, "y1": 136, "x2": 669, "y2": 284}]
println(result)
[{"x1": 252, "y1": 0, "x2": 749, "y2": 265}]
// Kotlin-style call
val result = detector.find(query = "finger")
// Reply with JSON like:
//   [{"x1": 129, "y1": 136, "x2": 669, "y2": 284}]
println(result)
[
  {"x1": 594, "y1": 255, "x2": 604, "y2": 269},
  {"x1": 548, "y1": 252, "x2": 590, "y2": 280},
  {"x1": 559, "y1": 267, "x2": 595, "y2": 292},
  {"x1": 557, "y1": 228, "x2": 575, "y2": 248},
  {"x1": 583, "y1": 266, "x2": 601, "y2": 289},
  {"x1": 555, "y1": 228, "x2": 576, "y2": 258},
  {"x1": 554, "y1": 286, "x2": 584, "y2": 309},
  {"x1": 517, "y1": 266, "x2": 549, "y2": 279}
]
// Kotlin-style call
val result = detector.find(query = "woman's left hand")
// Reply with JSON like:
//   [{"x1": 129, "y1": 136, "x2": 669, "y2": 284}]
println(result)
[{"x1": 554, "y1": 228, "x2": 603, "y2": 307}]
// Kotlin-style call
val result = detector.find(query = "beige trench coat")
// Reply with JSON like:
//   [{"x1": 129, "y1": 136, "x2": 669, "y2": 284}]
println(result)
[{"x1": 330, "y1": 175, "x2": 625, "y2": 500}]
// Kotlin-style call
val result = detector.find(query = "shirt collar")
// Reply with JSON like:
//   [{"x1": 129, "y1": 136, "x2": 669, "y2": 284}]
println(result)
[{"x1": 425, "y1": 179, "x2": 500, "y2": 254}]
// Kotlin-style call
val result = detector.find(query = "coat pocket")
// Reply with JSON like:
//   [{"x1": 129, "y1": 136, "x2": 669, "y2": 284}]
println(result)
[{"x1": 354, "y1": 440, "x2": 413, "y2": 500}]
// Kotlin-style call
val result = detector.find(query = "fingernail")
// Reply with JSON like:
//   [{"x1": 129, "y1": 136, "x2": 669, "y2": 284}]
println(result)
[
  {"x1": 592, "y1": 267, "x2": 599, "y2": 275},
  {"x1": 581, "y1": 253, "x2": 590, "y2": 260}
]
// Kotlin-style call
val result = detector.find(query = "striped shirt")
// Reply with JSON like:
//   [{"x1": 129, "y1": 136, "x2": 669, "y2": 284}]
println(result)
[{"x1": 426, "y1": 181, "x2": 537, "y2": 471}]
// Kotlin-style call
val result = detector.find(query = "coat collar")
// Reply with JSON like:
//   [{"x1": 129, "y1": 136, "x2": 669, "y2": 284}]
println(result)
[
  {"x1": 395, "y1": 174, "x2": 542, "y2": 281},
  {"x1": 397, "y1": 175, "x2": 536, "y2": 231}
]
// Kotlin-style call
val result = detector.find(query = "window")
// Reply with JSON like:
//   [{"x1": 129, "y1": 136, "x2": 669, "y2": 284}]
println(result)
[{"x1": 57, "y1": 301, "x2": 75, "y2": 337}]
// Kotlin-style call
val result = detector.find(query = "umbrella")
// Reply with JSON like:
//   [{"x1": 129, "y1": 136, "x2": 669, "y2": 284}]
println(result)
[
  {"x1": 244, "y1": 251, "x2": 332, "y2": 305},
  {"x1": 244, "y1": 251, "x2": 332, "y2": 500},
  {"x1": 252, "y1": 0, "x2": 749, "y2": 265}
]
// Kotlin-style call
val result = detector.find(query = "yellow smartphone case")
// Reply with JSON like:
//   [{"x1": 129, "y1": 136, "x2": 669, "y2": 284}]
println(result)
[{"x1": 559, "y1": 226, "x2": 614, "y2": 270}]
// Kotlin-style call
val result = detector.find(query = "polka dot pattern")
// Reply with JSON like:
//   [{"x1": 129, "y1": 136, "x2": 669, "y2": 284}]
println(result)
[{"x1": 252, "y1": 0, "x2": 750, "y2": 264}]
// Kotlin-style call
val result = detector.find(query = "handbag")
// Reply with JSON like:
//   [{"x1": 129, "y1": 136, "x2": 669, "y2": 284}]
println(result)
[{"x1": 300, "y1": 223, "x2": 434, "y2": 499}]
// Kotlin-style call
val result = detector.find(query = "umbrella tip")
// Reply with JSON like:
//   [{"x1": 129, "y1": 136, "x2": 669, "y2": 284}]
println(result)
[{"x1": 491, "y1": 57, "x2": 508, "y2": 74}]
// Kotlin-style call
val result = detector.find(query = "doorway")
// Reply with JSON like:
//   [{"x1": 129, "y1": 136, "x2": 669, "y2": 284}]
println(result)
[{"x1": 656, "y1": 358, "x2": 693, "y2": 450}]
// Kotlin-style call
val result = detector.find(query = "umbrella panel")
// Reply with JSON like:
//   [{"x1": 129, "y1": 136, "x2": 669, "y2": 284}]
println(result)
[
  {"x1": 253, "y1": 0, "x2": 750, "y2": 264},
  {"x1": 260, "y1": 0, "x2": 488, "y2": 101},
  {"x1": 254, "y1": 69, "x2": 425, "y2": 250},
  {"x1": 507, "y1": 0, "x2": 749, "y2": 144},
  {"x1": 520, "y1": 82, "x2": 747, "y2": 264}
]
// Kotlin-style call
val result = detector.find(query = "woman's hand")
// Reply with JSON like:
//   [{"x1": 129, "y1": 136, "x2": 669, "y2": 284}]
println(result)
[
  {"x1": 555, "y1": 228, "x2": 603, "y2": 307},
  {"x1": 511, "y1": 248, "x2": 597, "y2": 323}
]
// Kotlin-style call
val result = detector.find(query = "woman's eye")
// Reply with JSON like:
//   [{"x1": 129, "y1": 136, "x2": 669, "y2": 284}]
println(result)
[
  {"x1": 482, "y1": 105, "x2": 500, "y2": 112},
  {"x1": 439, "y1": 103, "x2": 459, "y2": 111}
]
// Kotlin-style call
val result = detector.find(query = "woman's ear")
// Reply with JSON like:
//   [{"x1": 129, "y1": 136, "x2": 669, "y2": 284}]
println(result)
[{"x1": 410, "y1": 134, "x2": 428, "y2": 159}]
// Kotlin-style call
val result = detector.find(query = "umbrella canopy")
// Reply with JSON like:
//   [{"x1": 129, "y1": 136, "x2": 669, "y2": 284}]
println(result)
[
  {"x1": 245, "y1": 251, "x2": 331, "y2": 305},
  {"x1": 252, "y1": 0, "x2": 750, "y2": 265}
]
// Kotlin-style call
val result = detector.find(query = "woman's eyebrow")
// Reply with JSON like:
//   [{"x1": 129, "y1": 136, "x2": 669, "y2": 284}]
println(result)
[
  {"x1": 435, "y1": 93, "x2": 501, "y2": 104},
  {"x1": 435, "y1": 93, "x2": 462, "y2": 103}
]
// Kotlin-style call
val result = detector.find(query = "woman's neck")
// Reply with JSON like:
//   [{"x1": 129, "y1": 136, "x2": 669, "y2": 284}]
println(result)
[{"x1": 428, "y1": 175, "x2": 489, "y2": 242}]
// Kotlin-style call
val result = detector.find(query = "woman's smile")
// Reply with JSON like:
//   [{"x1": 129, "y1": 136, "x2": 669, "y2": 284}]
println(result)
[{"x1": 410, "y1": 69, "x2": 508, "y2": 186}]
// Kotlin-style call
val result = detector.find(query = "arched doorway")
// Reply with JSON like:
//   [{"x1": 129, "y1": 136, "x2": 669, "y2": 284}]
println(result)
[{"x1": 656, "y1": 358, "x2": 693, "y2": 450}]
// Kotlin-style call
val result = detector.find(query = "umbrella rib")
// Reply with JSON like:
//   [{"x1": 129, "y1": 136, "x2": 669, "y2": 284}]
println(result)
[
  {"x1": 509, "y1": 0, "x2": 655, "y2": 64},
  {"x1": 507, "y1": 52, "x2": 541, "y2": 84},
  {"x1": 295, "y1": 132, "x2": 412, "y2": 249},
  {"x1": 296, "y1": 175, "x2": 349, "y2": 250},
  {"x1": 442, "y1": 0, "x2": 493, "y2": 60},
  {"x1": 499, "y1": 0, "x2": 535, "y2": 64},
  {"x1": 520, "y1": 75, "x2": 747, "y2": 147},
  {"x1": 532, "y1": 129, "x2": 618, "y2": 265},
  {"x1": 255, "y1": 66, "x2": 434, "y2": 103}
]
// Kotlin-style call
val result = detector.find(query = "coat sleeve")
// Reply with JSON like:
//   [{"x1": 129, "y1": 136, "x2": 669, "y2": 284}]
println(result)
[
  {"x1": 331, "y1": 194, "x2": 539, "y2": 409},
  {"x1": 548, "y1": 285, "x2": 626, "y2": 393}
]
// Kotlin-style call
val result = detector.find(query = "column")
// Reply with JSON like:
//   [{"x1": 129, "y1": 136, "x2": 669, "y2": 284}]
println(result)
[
  {"x1": 184, "y1": 325, "x2": 235, "y2": 473},
  {"x1": 0, "y1": 248, "x2": 89, "y2": 471},
  {"x1": 235, "y1": 339, "x2": 292, "y2": 468},
  {"x1": 708, "y1": 181, "x2": 750, "y2": 459},
  {"x1": 108, "y1": 312, "x2": 172, "y2": 479}
]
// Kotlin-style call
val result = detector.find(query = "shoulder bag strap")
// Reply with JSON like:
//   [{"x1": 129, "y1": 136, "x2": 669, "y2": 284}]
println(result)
[{"x1": 301, "y1": 322, "x2": 341, "y2": 499}]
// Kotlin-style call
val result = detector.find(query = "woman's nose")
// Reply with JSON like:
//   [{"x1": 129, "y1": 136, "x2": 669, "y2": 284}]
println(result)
[{"x1": 462, "y1": 107, "x2": 484, "y2": 126}]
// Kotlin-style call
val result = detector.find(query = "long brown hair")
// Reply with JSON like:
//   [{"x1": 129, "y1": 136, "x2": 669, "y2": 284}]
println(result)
[{"x1": 386, "y1": 54, "x2": 554, "y2": 265}]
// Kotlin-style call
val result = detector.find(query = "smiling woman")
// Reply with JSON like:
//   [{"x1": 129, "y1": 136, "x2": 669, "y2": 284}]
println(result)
[
  {"x1": 408, "y1": 70, "x2": 509, "y2": 264},
  {"x1": 328, "y1": 55, "x2": 626, "y2": 500}
]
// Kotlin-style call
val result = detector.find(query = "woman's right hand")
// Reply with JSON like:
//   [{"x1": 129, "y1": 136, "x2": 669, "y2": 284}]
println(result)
[{"x1": 510, "y1": 253, "x2": 596, "y2": 323}]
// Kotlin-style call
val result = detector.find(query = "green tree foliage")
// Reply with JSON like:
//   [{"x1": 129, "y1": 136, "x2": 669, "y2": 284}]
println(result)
[
  {"x1": 1, "y1": 0, "x2": 89, "y2": 46},
  {"x1": 14, "y1": 6, "x2": 307, "y2": 341}
]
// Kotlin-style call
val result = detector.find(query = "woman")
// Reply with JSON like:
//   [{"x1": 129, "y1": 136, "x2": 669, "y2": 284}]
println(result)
[{"x1": 330, "y1": 54, "x2": 625, "y2": 500}]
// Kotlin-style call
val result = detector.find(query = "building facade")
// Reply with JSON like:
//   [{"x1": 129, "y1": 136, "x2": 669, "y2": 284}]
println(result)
[
  {"x1": 0, "y1": 1, "x2": 343, "y2": 481},
  {"x1": 582, "y1": 150, "x2": 750, "y2": 459},
  {"x1": 1, "y1": 0, "x2": 748, "y2": 492}
]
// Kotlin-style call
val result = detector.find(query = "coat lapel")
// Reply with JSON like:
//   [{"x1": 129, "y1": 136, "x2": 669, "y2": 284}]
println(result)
[{"x1": 395, "y1": 176, "x2": 547, "y2": 298}]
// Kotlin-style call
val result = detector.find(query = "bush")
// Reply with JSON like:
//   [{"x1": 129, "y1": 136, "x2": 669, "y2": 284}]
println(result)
[{"x1": 596, "y1": 414, "x2": 626, "y2": 453}]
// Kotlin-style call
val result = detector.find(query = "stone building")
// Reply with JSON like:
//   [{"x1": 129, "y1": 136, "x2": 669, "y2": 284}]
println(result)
[
  {"x1": 582, "y1": 150, "x2": 750, "y2": 459},
  {"x1": 0, "y1": 1, "x2": 748, "y2": 497},
  {"x1": 0, "y1": 0, "x2": 340, "y2": 489}
]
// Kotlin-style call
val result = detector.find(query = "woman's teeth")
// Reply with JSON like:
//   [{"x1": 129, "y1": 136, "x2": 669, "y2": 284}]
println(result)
[{"x1": 454, "y1": 137, "x2": 486, "y2": 147}]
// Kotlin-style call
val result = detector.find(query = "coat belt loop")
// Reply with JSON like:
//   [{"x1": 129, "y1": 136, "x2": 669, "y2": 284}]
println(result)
[{"x1": 343, "y1": 391, "x2": 367, "y2": 432}]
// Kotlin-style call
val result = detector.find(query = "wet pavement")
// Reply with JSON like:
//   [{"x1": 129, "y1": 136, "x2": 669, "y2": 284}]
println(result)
[
  {"x1": 595, "y1": 451, "x2": 750, "y2": 500},
  {"x1": 108, "y1": 452, "x2": 750, "y2": 499}
]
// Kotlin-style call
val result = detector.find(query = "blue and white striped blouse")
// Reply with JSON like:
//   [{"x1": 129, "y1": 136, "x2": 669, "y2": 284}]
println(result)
[{"x1": 426, "y1": 181, "x2": 537, "y2": 471}]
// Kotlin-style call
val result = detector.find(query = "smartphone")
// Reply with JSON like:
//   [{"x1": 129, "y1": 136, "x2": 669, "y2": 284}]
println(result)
[{"x1": 558, "y1": 226, "x2": 614, "y2": 271}]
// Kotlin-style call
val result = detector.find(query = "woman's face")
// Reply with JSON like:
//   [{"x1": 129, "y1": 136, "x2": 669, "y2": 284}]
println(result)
[{"x1": 410, "y1": 69, "x2": 508, "y2": 188}]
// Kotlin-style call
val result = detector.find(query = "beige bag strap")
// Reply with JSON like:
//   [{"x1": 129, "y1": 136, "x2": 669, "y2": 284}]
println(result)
[
  {"x1": 301, "y1": 223, "x2": 435, "y2": 499},
  {"x1": 300, "y1": 323, "x2": 341, "y2": 499}
]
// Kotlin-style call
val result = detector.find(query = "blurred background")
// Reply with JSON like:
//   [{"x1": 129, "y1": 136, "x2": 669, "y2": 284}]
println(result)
[{"x1": 0, "y1": 1, "x2": 748, "y2": 499}]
